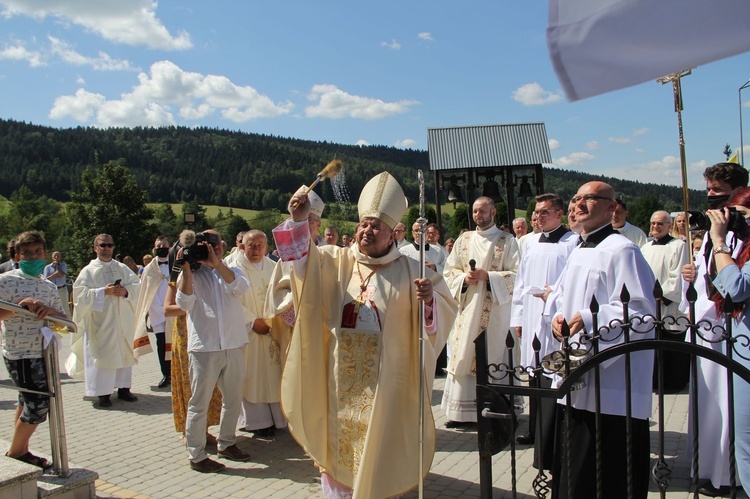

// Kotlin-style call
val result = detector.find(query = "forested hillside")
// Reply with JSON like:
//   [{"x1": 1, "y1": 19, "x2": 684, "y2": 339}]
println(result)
[{"x1": 0, "y1": 118, "x2": 703, "y2": 213}]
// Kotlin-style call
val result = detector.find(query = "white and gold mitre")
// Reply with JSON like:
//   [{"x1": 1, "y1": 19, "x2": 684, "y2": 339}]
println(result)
[
  {"x1": 299, "y1": 185, "x2": 325, "y2": 218},
  {"x1": 357, "y1": 172, "x2": 408, "y2": 229}
]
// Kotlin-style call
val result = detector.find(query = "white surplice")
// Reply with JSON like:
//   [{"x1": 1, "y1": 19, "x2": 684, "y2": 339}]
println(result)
[
  {"x1": 681, "y1": 231, "x2": 742, "y2": 486},
  {"x1": 511, "y1": 229, "x2": 577, "y2": 370},
  {"x1": 546, "y1": 228, "x2": 656, "y2": 419}
]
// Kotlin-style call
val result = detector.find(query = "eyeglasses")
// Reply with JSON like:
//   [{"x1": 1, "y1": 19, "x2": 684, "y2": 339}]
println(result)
[
  {"x1": 570, "y1": 195, "x2": 613, "y2": 204},
  {"x1": 98, "y1": 243, "x2": 115, "y2": 248},
  {"x1": 533, "y1": 209, "x2": 560, "y2": 217}
]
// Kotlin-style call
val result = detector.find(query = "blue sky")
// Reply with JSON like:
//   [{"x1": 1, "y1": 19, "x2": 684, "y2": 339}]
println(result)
[{"x1": 1, "y1": 1, "x2": 749, "y2": 189}]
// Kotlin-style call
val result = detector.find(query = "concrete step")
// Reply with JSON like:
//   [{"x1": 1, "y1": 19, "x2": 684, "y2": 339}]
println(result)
[
  {"x1": 0, "y1": 454, "x2": 42, "y2": 499},
  {"x1": 0, "y1": 453, "x2": 98, "y2": 499}
]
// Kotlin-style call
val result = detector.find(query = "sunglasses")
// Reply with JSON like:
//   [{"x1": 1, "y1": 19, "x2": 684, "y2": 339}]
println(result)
[{"x1": 98, "y1": 243, "x2": 115, "y2": 248}]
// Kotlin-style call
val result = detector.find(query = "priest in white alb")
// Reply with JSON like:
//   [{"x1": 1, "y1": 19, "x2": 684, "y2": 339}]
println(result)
[
  {"x1": 71, "y1": 234, "x2": 141, "y2": 408},
  {"x1": 235, "y1": 230, "x2": 288, "y2": 438},
  {"x1": 641, "y1": 210, "x2": 689, "y2": 392},
  {"x1": 266, "y1": 172, "x2": 457, "y2": 499},
  {"x1": 441, "y1": 196, "x2": 520, "y2": 427}
]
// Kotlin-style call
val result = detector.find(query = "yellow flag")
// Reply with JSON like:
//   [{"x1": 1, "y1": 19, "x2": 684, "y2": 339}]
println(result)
[{"x1": 729, "y1": 150, "x2": 740, "y2": 164}]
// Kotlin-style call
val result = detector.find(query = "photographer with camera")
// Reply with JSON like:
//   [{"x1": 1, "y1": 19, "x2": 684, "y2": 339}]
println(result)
[
  {"x1": 681, "y1": 162, "x2": 749, "y2": 496},
  {"x1": 174, "y1": 229, "x2": 252, "y2": 473}
]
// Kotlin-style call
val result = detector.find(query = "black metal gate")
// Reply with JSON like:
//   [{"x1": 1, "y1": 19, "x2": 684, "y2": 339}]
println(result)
[{"x1": 475, "y1": 281, "x2": 750, "y2": 498}]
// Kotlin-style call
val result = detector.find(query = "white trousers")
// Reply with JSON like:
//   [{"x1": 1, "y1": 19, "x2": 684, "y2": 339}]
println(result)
[
  {"x1": 83, "y1": 331, "x2": 132, "y2": 397},
  {"x1": 186, "y1": 347, "x2": 246, "y2": 463}
]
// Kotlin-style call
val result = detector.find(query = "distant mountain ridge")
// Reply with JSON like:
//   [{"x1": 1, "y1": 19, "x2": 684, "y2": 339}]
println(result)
[{"x1": 0, "y1": 118, "x2": 704, "y2": 211}]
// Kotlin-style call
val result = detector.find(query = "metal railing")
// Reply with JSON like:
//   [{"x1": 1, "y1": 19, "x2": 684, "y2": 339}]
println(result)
[
  {"x1": 0, "y1": 299, "x2": 74, "y2": 477},
  {"x1": 475, "y1": 280, "x2": 750, "y2": 499}
]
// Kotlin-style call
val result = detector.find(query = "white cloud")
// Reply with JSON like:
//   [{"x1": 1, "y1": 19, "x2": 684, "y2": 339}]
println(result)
[
  {"x1": 635, "y1": 148, "x2": 645, "y2": 153},
  {"x1": 418, "y1": 32, "x2": 433, "y2": 41},
  {"x1": 553, "y1": 151, "x2": 595, "y2": 168},
  {"x1": 49, "y1": 88, "x2": 105, "y2": 121},
  {"x1": 0, "y1": 0, "x2": 191, "y2": 50},
  {"x1": 355, "y1": 139, "x2": 370, "y2": 147},
  {"x1": 0, "y1": 43, "x2": 44, "y2": 67},
  {"x1": 48, "y1": 36, "x2": 136, "y2": 71},
  {"x1": 75, "y1": 74, "x2": 85, "y2": 85},
  {"x1": 608, "y1": 136, "x2": 632, "y2": 144},
  {"x1": 49, "y1": 60, "x2": 293, "y2": 126},
  {"x1": 743, "y1": 100, "x2": 750, "y2": 108},
  {"x1": 380, "y1": 39, "x2": 401, "y2": 50},
  {"x1": 548, "y1": 138, "x2": 560, "y2": 150},
  {"x1": 511, "y1": 82, "x2": 562, "y2": 106},
  {"x1": 633, "y1": 127, "x2": 649, "y2": 136},
  {"x1": 395, "y1": 139, "x2": 416, "y2": 149},
  {"x1": 305, "y1": 84, "x2": 418, "y2": 120},
  {"x1": 585, "y1": 140, "x2": 599, "y2": 150}
]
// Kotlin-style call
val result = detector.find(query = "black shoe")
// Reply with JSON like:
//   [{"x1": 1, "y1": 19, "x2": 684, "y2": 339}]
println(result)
[
  {"x1": 117, "y1": 388, "x2": 138, "y2": 402},
  {"x1": 157, "y1": 376, "x2": 171, "y2": 389},
  {"x1": 445, "y1": 420, "x2": 473, "y2": 429},
  {"x1": 97, "y1": 395, "x2": 112, "y2": 408},
  {"x1": 697, "y1": 483, "x2": 731, "y2": 497},
  {"x1": 217, "y1": 444, "x2": 252, "y2": 462},
  {"x1": 252, "y1": 426, "x2": 275, "y2": 438},
  {"x1": 516, "y1": 433, "x2": 534, "y2": 445}
]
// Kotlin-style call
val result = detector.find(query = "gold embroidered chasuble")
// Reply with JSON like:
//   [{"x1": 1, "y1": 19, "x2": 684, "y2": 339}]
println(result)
[
  {"x1": 271, "y1": 241, "x2": 456, "y2": 498},
  {"x1": 443, "y1": 226, "x2": 519, "y2": 375}
]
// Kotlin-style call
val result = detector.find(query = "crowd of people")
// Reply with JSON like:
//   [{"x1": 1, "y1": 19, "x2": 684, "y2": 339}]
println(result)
[{"x1": 1, "y1": 163, "x2": 750, "y2": 498}]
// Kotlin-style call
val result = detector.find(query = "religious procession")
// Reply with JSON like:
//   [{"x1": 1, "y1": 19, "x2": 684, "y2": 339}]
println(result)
[
  {"x1": 2, "y1": 157, "x2": 750, "y2": 499},
  {"x1": 3, "y1": 2, "x2": 750, "y2": 499}
]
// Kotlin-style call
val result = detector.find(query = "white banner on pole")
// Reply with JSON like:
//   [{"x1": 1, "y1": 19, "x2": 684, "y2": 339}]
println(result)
[{"x1": 548, "y1": 0, "x2": 750, "y2": 101}]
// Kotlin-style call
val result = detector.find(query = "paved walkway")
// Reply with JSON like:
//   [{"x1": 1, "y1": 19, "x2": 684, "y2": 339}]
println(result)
[{"x1": 0, "y1": 338, "x2": 745, "y2": 498}]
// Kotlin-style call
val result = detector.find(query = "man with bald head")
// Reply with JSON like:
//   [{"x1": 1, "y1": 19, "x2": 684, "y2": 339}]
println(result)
[
  {"x1": 641, "y1": 210, "x2": 689, "y2": 392},
  {"x1": 441, "y1": 196, "x2": 520, "y2": 427},
  {"x1": 547, "y1": 182, "x2": 656, "y2": 498},
  {"x1": 393, "y1": 222, "x2": 409, "y2": 248},
  {"x1": 234, "y1": 230, "x2": 288, "y2": 437}
]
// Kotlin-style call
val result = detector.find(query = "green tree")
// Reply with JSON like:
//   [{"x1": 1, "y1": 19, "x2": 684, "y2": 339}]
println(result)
[
  {"x1": 249, "y1": 210, "x2": 284, "y2": 249},
  {"x1": 66, "y1": 161, "x2": 155, "y2": 270},
  {"x1": 451, "y1": 203, "x2": 471, "y2": 236},
  {"x1": 152, "y1": 203, "x2": 179, "y2": 241}
]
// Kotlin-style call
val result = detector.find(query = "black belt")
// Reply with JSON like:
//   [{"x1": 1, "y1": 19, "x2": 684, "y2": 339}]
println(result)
[{"x1": 57, "y1": 285, "x2": 67, "y2": 289}]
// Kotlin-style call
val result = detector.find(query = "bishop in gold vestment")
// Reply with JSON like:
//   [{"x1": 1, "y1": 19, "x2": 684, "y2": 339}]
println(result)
[{"x1": 267, "y1": 173, "x2": 457, "y2": 499}]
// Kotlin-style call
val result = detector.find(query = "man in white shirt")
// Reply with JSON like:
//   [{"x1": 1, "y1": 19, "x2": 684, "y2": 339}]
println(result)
[
  {"x1": 612, "y1": 198, "x2": 648, "y2": 247},
  {"x1": 176, "y1": 229, "x2": 252, "y2": 473}
]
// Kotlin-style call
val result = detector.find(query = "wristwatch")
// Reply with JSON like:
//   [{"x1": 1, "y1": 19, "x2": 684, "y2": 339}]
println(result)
[{"x1": 714, "y1": 244, "x2": 731, "y2": 255}]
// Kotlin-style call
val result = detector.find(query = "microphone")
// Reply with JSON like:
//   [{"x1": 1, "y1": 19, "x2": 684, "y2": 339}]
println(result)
[{"x1": 469, "y1": 259, "x2": 476, "y2": 271}]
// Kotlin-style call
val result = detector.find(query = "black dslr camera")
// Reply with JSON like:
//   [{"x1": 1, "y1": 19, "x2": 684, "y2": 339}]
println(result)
[
  {"x1": 688, "y1": 207, "x2": 747, "y2": 233},
  {"x1": 182, "y1": 231, "x2": 220, "y2": 263}
]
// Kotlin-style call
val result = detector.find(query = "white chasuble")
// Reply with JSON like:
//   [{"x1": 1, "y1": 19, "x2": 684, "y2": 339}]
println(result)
[
  {"x1": 444, "y1": 226, "x2": 519, "y2": 376},
  {"x1": 272, "y1": 240, "x2": 456, "y2": 499},
  {"x1": 72, "y1": 259, "x2": 140, "y2": 371},
  {"x1": 640, "y1": 237, "x2": 688, "y2": 327},
  {"x1": 235, "y1": 253, "x2": 283, "y2": 403}
]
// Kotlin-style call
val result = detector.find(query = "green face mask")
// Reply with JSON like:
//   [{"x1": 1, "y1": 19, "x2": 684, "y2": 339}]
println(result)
[{"x1": 20, "y1": 259, "x2": 46, "y2": 277}]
